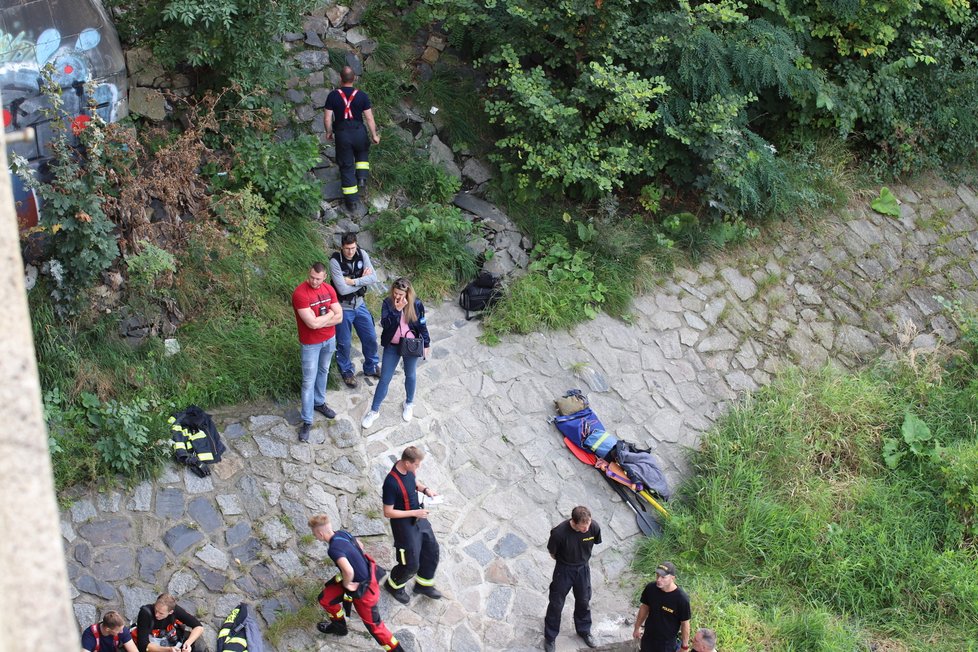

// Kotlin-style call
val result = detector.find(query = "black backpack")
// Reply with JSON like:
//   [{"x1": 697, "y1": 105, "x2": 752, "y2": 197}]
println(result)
[{"x1": 459, "y1": 271, "x2": 502, "y2": 320}]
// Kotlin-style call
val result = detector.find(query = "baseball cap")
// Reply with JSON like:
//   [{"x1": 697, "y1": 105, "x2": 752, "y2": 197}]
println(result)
[{"x1": 655, "y1": 561, "x2": 677, "y2": 577}]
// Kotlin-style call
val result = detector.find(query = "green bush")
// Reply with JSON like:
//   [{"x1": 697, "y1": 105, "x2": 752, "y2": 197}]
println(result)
[
  {"x1": 45, "y1": 388, "x2": 169, "y2": 487},
  {"x1": 126, "y1": 240, "x2": 178, "y2": 295},
  {"x1": 425, "y1": 0, "x2": 978, "y2": 211},
  {"x1": 372, "y1": 204, "x2": 477, "y2": 297},
  {"x1": 211, "y1": 185, "x2": 273, "y2": 257},
  {"x1": 483, "y1": 236, "x2": 606, "y2": 340},
  {"x1": 107, "y1": 0, "x2": 315, "y2": 90},
  {"x1": 229, "y1": 131, "x2": 321, "y2": 222},
  {"x1": 11, "y1": 69, "x2": 120, "y2": 315}
]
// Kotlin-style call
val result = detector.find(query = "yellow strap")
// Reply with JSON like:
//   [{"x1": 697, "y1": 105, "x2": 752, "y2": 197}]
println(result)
[{"x1": 589, "y1": 430, "x2": 611, "y2": 452}]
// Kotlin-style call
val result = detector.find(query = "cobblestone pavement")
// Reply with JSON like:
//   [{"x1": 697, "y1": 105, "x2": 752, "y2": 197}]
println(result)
[{"x1": 63, "y1": 181, "x2": 978, "y2": 651}]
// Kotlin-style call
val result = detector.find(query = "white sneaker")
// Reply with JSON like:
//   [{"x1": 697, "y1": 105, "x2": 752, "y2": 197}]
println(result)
[
  {"x1": 402, "y1": 402, "x2": 414, "y2": 422},
  {"x1": 361, "y1": 410, "x2": 380, "y2": 429}
]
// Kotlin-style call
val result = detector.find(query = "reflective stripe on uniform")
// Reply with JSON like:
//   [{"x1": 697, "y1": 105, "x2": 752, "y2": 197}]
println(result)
[
  {"x1": 355, "y1": 162, "x2": 370, "y2": 170},
  {"x1": 387, "y1": 575, "x2": 407, "y2": 590},
  {"x1": 415, "y1": 575, "x2": 435, "y2": 587},
  {"x1": 340, "y1": 89, "x2": 359, "y2": 120},
  {"x1": 342, "y1": 185, "x2": 359, "y2": 195}
]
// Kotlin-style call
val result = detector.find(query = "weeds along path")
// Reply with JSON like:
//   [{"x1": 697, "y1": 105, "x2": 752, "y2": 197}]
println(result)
[{"x1": 60, "y1": 178, "x2": 978, "y2": 651}]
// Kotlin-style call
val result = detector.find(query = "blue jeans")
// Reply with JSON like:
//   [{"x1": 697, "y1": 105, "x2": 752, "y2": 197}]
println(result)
[
  {"x1": 335, "y1": 302, "x2": 379, "y2": 376},
  {"x1": 370, "y1": 345, "x2": 419, "y2": 412},
  {"x1": 300, "y1": 337, "x2": 336, "y2": 424}
]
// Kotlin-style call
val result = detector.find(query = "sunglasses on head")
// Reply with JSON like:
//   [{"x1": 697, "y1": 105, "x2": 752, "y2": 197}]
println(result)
[{"x1": 394, "y1": 279, "x2": 409, "y2": 290}]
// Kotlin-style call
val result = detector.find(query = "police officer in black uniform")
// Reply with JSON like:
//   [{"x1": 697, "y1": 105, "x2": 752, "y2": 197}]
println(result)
[
  {"x1": 324, "y1": 66, "x2": 380, "y2": 217},
  {"x1": 544, "y1": 505, "x2": 601, "y2": 651}
]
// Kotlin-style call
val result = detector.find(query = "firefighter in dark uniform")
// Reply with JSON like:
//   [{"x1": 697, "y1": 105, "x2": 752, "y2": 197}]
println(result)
[
  {"x1": 324, "y1": 65, "x2": 380, "y2": 217},
  {"x1": 381, "y1": 446, "x2": 443, "y2": 604}
]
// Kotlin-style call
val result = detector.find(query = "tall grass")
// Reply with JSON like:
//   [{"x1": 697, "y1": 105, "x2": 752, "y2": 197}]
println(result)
[
  {"x1": 635, "y1": 359, "x2": 978, "y2": 651},
  {"x1": 34, "y1": 219, "x2": 329, "y2": 489}
]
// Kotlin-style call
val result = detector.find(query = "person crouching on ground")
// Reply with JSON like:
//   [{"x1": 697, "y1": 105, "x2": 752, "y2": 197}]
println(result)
[
  {"x1": 308, "y1": 514, "x2": 401, "y2": 651},
  {"x1": 361, "y1": 277, "x2": 430, "y2": 428}
]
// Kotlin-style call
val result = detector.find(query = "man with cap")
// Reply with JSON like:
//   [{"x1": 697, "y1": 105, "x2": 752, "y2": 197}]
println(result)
[
  {"x1": 691, "y1": 628, "x2": 717, "y2": 652},
  {"x1": 632, "y1": 561, "x2": 691, "y2": 652}
]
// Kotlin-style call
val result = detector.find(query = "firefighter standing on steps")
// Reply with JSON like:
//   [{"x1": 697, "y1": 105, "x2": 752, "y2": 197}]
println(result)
[{"x1": 324, "y1": 65, "x2": 380, "y2": 217}]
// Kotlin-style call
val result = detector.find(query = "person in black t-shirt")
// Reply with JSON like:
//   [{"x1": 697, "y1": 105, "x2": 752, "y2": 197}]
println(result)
[
  {"x1": 633, "y1": 561, "x2": 691, "y2": 652},
  {"x1": 324, "y1": 65, "x2": 380, "y2": 216},
  {"x1": 381, "y1": 445, "x2": 442, "y2": 605},
  {"x1": 134, "y1": 593, "x2": 206, "y2": 652},
  {"x1": 543, "y1": 506, "x2": 602, "y2": 651},
  {"x1": 308, "y1": 513, "x2": 401, "y2": 650}
]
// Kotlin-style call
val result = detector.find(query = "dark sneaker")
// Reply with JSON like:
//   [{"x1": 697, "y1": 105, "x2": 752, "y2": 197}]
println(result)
[
  {"x1": 314, "y1": 404, "x2": 336, "y2": 419},
  {"x1": 364, "y1": 368, "x2": 381, "y2": 379},
  {"x1": 543, "y1": 640, "x2": 555, "y2": 652},
  {"x1": 579, "y1": 632, "x2": 597, "y2": 648},
  {"x1": 413, "y1": 584, "x2": 443, "y2": 600},
  {"x1": 384, "y1": 581, "x2": 410, "y2": 604},
  {"x1": 297, "y1": 422, "x2": 311, "y2": 442},
  {"x1": 317, "y1": 619, "x2": 348, "y2": 636},
  {"x1": 342, "y1": 374, "x2": 358, "y2": 388}
]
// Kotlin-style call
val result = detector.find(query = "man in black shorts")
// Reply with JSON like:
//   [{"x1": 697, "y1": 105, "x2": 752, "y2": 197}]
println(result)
[
  {"x1": 632, "y1": 561, "x2": 691, "y2": 652},
  {"x1": 543, "y1": 505, "x2": 601, "y2": 651}
]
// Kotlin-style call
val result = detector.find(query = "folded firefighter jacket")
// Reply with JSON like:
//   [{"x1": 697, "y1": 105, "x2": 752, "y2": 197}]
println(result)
[{"x1": 169, "y1": 405, "x2": 226, "y2": 469}]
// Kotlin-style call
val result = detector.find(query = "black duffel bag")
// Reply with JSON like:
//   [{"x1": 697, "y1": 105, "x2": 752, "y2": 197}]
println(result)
[{"x1": 459, "y1": 271, "x2": 502, "y2": 320}]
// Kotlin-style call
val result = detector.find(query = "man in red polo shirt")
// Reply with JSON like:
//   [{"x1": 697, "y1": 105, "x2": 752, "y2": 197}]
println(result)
[{"x1": 292, "y1": 262, "x2": 343, "y2": 441}]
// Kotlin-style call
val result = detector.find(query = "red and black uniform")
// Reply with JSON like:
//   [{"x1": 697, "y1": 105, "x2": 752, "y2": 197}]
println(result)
[
  {"x1": 81, "y1": 623, "x2": 133, "y2": 652},
  {"x1": 319, "y1": 530, "x2": 400, "y2": 651},
  {"x1": 133, "y1": 604, "x2": 205, "y2": 652},
  {"x1": 382, "y1": 463, "x2": 440, "y2": 592},
  {"x1": 325, "y1": 86, "x2": 372, "y2": 207}
]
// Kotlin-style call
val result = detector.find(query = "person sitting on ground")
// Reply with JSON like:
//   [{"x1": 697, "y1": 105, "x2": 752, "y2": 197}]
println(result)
[
  {"x1": 81, "y1": 611, "x2": 138, "y2": 652},
  {"x1": 134, "y1": 593, "x2": 206, "y2": 652},
  {"x1": 691, "y1": 628, "x2": 718, "y2": 652}
]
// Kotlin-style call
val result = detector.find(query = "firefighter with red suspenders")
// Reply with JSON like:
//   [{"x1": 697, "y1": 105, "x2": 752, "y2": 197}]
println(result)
[
  {"x1": 323, "y1": 65, "x2": 381, "y2": 217},
  {"x1": 381, "y1": 446, "x2": 444, "y2": 605},
  {"x1": 81, "y1": 611, "x2": 138, "y2": 652}
]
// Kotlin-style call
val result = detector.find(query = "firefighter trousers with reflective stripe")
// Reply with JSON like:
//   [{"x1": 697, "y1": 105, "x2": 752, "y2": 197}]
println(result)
[
  {"x1": 336, "y1": 123, "x2": 370, "y2": 201},
  {"x1": 319, "y1": 557, "x2": 398, "y2": 651},
  {"x1": 387, "y1": 517, "x2": 439, "y2": 589}
]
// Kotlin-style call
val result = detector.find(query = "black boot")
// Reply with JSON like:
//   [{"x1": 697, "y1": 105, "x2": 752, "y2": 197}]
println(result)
[
  {"x1": 317, "y1": 619, "x2": 348, "y2": 636},
  {"x1": 344, "y1": 197, "x2": 367, "y2": 219}
]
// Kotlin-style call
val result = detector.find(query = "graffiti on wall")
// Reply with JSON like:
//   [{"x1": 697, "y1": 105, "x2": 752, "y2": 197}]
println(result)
[{"x1": 1, "y1": 0, "x2": 127, "y2": 229}]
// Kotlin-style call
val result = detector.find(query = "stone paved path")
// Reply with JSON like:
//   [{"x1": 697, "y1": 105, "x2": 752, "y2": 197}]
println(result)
[{"x1": 63, "y1": 180, "x2": 978, "y2": 651}]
